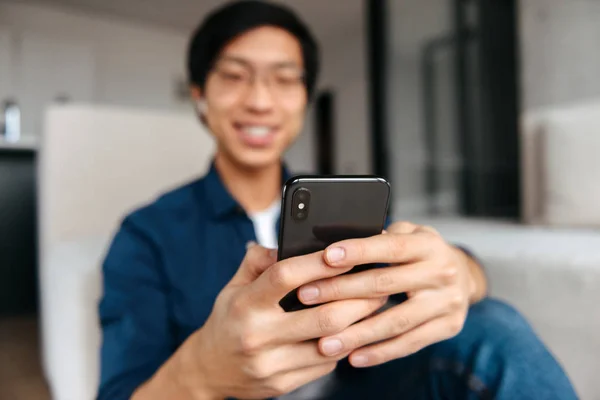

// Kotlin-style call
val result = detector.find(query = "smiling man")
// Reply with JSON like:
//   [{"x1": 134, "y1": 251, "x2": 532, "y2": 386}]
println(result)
[{"x1": 97, "y1": 1, "x2": 577, "y2": 399}]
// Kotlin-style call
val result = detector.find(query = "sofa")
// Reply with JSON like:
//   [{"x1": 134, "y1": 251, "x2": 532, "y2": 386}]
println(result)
[
  {"x1": 38, "y1": 102, "x2": 600, "y2": 399},
  {"x1": 38, "y1": 104, "x2": 215, "y2": 400}
]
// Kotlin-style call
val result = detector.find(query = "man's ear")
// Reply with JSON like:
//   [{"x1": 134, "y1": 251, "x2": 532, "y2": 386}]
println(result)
[
  {"x1": 190, "y1": 85, "x2": 202, "y2": 101},
  {"x1": 190, "y1": 85, "x2": 208, "y2": 120}
]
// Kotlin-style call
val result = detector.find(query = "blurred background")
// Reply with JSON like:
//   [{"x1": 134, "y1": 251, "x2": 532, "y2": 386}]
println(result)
[{"x1": 1, "y1": 0, "x2": 599, "y2": 399}]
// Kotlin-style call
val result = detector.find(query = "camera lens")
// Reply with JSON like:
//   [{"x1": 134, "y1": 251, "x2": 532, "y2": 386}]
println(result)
[
  {"x1": 296, "y1": 190, "x2": 309, "y2": 202},
  {"x1": 296, "y1": 211, "x2": 306, "y2": 220}
]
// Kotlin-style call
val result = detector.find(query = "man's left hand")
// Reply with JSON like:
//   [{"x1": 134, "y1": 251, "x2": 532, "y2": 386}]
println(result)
[{"x1": 296, "y1": 221, "x2": 486, "y2": 368}]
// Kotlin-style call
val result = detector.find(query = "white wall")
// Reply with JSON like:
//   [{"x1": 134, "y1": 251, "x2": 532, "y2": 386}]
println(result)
[
  {"x1": 285, "y1": 0, "x2": 370, "y2": 176},
  {"x1": 519, "y1": 0, "x2": 600, "y2": 111},
  {"x1": 0, "y1": 2, "x2": 194, "y2": 136},
  {"x1": 283, "y1": 0, "x2": 370, "y2": 176},
  {"x1": 319, "y1": 9, "x2": 371, "y2": 176},
  {"x1": 0, "y1": 1, "x2": 320, "y2": 172}
]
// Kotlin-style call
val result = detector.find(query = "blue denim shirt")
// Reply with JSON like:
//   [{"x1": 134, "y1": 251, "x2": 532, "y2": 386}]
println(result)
[
  {"x1": 98, "y1": 163, "x2": 295, "y2": 399},
  {"x1": 97, "y1": 163, "x2": 403, "y2": 399}
]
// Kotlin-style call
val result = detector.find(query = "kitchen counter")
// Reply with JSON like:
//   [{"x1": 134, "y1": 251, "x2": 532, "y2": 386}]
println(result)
[{"x1": 0, "y1": 135, "x2": 38, "y2": 151}]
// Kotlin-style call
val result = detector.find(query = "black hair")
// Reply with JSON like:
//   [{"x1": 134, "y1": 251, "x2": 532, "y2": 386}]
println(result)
[{"x1": 187, "y1": 0, "x2": 320, "y2": 98}]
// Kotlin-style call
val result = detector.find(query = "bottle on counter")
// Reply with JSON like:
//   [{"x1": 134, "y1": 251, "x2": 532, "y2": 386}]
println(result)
[{"x1": 2, "y1": 99, "x2": 21, "y2": 143}]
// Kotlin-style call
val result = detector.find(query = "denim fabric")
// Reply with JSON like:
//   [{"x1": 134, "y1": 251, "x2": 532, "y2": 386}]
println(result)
[{"x1": 306, "y1": 298, "x2": 578, "y2": 400}]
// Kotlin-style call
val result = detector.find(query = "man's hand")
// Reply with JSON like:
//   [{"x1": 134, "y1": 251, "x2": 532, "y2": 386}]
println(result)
[
  {"x1": 170, "y1": 243, "x2": 388, "y2": 400},
  {"x1": 295, "y1": 221, "x2": 487, "y2": 368}
]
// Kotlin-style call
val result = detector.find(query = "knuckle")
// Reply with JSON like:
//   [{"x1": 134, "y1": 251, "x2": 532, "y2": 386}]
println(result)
[
  {"x1": 422, "y1": 225, "x2": 440, "y2": 234},
  {"x1": 448, "y1": 292, "x2": 465, "y2": 311},
  {"x1": 266, "y1": 378, "x2": 293, "y2": 397},
  {"x1": 426, "y1": 234, "x2": 445, "y2": 252},
  {"x1": 228, "y1": 293, "x2": 250, "y2": 317},
  {"x1": 400, "y1": 221, "x2": 415, "y2": 230},
  {"x1": 397, "y1": 222, "x2": 415, "y2": 233},
  {"x1": 440, "y1": 265, "x2": 459, "y2": 286},
  {"x1": 354, "y1": 241, "x2": 367, "y2": 262},
  {"x1": 448, "y1": 316, "x2": 465, "y2": 336},
  {"x1": 317, "y1": 306, "x2": 344, "y2": 335},
  {"x1": 245, "y1": 244, "x2": 260, "y2": 258},
  {"x1": 244, "y1": 357, "x2": 272, "y2": 380},
  {"x1": 318, "y1": 278, "x2": 341, "y2": 301},
  {"x1": 389, "y1": 221, "x2": 416, "y2": 234},
  {"x1": 392, "y1": 313, "x2": 412, "y2": 334},
  {"x1": 373, "y1": 270, "x2": 395, "y2": 295},
  {"x1": 269, "y1": 263, "x2": 294, "y2": 289},
  {"x1": 327, "y1": 280, "x2": 343, "y2": 299},
  {"x1": 237, "y1": 327, "x2": 263, "y2": 355}
]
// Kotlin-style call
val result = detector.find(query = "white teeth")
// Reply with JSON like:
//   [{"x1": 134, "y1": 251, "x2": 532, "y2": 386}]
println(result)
[{"x1": 242, "y1": 126, "x2": 272, "y2": 137}]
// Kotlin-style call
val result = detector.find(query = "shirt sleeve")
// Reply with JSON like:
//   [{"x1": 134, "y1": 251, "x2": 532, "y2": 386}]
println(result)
[{"x1": 97, "y1": 214, "x2": 175, "y2": 400}]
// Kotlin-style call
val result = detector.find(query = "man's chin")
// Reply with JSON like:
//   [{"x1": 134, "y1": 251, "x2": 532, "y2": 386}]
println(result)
[{"x1": 233, "y1": 152, "x2": 282, "y2": 172}]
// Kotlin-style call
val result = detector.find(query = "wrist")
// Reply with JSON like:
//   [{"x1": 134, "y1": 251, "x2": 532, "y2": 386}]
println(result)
[
  {"x1": 132, "y1": 328, "x2": 220, "y2": 400},
  {"x1": 453, "y1": 246, "x2": 486, "y2": 304},
  {"x1": 170, "y1": 329, "x2": 222, "y2": 400}
]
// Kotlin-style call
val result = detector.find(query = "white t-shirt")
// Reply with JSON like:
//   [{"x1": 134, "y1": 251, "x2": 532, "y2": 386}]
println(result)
[{"x1": 248, "y1": 199, "x2": 281, "y2": 249}]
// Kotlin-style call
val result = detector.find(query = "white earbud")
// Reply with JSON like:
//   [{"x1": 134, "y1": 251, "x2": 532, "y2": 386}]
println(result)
[{"x1": 197, "y1": 100, "x2": 207, "y2": 116}]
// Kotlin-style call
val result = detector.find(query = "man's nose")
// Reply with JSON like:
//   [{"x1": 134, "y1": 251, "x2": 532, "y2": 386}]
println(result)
[{"x1": 243, "y1": 79, "x2": 275, "y2": 112}]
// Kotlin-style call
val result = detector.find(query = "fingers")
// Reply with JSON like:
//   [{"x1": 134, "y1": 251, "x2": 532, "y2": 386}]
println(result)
[
  {"x1": 323, "y1": 232, "x2": 435, "y2": 268},
  {"x1": 268, "y1": 297, "x2": 388, "y2": 344},
  {"x1": 316, "y1": 291, "x2": 449, "y2": 357},
  {"x1": 347, "y1": 313, "x2": 465, "y2": 368},
  {"x1": 264, "y1": 362, "x2": 337, "y2": 398},
  {"x1": 229, "y1": 243, "x2": 277, "y2": 286},
  {"x1": 259, "y1": 341, "x2": 349, "y2": 375},
  {"x1": 246, "y1": 251, "x2": 354, "y2": 306},
  {"x1": 298, "y1": 261, "x2": 452, "y2": 304}
]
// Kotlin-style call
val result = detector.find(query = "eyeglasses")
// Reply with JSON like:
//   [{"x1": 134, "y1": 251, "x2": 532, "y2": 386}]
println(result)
[{"x1": 211, "y1": 57, "x2": 306, "y2": 99}]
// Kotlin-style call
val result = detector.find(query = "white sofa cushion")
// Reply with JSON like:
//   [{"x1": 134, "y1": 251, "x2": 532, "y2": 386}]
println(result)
[
  {"x1": 521, "y1": 100, "x2": 600, "y2": 226},
  {"x1": 40, "y1": 236, "x2": 109, "y2": 400},
  {"x1": 543, "y1": 104, "x2": 600, "y2": 226}
]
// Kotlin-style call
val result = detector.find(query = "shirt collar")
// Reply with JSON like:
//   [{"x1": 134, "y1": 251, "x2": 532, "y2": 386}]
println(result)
[{"x1": 201, "y1": 160, "x2": 292, "y2": 219}]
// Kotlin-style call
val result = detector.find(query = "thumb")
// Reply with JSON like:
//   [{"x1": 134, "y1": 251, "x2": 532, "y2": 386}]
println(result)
[
  {"x1": 387, "y1": 221, "x2": 419, "y2": 234},
  {"x1": 229, "y1": 241, "x2": 277, "y2": 286}
]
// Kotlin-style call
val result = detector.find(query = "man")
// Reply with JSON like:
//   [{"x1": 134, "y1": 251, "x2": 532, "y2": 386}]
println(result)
[{"x1": 98, "y1": 1, "x2": 577, "y2": 399}]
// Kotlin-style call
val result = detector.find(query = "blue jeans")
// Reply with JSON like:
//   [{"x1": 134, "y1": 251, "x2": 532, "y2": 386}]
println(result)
[{"x1": 316, "y1": 298, "x2": 577, "y2": 400}]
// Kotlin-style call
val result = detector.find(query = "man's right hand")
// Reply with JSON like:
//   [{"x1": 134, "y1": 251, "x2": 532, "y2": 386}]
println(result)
[{"x1": 172, "y1": 243, "x2": 388, "y2": 399}]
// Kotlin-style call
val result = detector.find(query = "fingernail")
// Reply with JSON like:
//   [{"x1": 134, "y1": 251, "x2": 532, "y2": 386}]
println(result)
[
  {"x1": 299, "y1": 285, "x2": 319, "y2": 302},
  {"x1": 246, "y1": 241, "x2": 257, "y2": 250},
  {"x1": 321, "y1": 338, "x2": 343, "y2": 356},
  {"x1": 326, "y1": 247, "x2": 346, "y2": 264},
  {"x1": 351, "y1": 354, "x2": 369, "y2": 367}
]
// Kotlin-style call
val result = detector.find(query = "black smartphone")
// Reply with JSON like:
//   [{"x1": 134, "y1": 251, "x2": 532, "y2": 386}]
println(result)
[{"x1": 277, "y1": 175, "x2": 391, "y2": 312}]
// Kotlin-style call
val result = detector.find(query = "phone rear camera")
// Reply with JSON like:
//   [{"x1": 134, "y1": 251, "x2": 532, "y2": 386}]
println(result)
[{"x1": 292, "y1": 188, "x2": 311, "y2": 221}]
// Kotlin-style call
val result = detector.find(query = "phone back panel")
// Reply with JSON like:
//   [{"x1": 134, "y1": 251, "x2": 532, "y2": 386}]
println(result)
[{"x1": 277, "y1": 176, "x2": 390, "y2": 311}]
